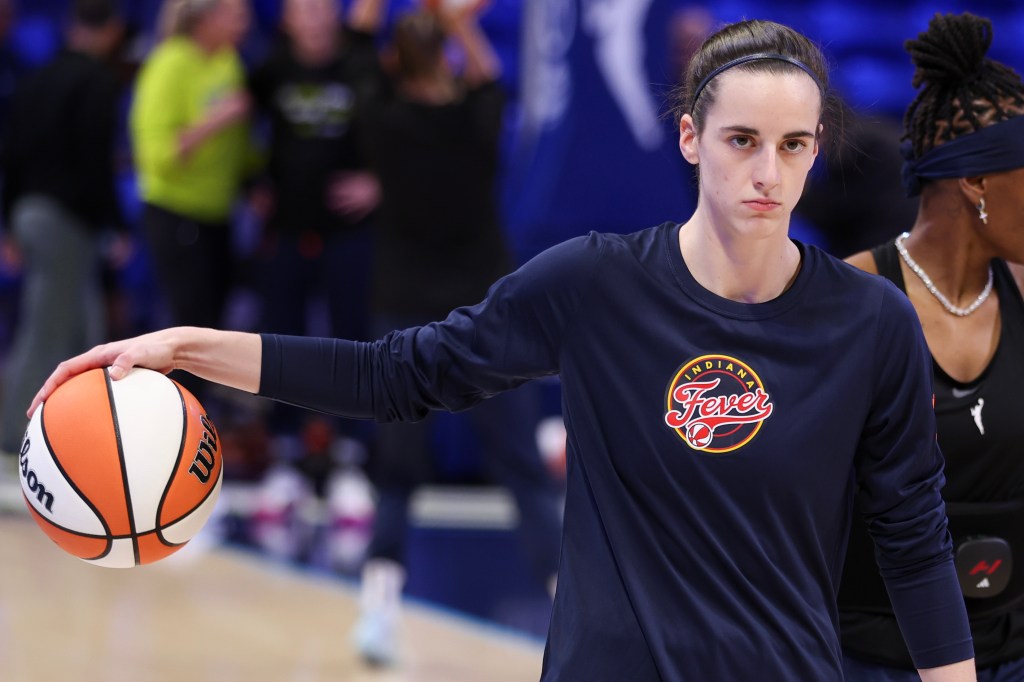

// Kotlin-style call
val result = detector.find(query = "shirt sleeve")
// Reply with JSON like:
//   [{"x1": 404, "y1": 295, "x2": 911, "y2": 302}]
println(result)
[
  {"x1": 258, "y1": 233, "x2": 602, "y2": 419},
  {"x1": 129, "y1": 47, "x2": 186, "y2": 179},
  {"x1": 854, "y1": 282, "x2": 973, "y2": 669}
]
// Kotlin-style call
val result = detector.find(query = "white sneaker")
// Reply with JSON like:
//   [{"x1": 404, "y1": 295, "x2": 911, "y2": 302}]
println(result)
[
  {"x1": 325, "y1": 466, "x2": 375, "y2": 573},
  {"x1": 351, "y1": 558, "x2": 406, "y2": 666},
  {"x1": 352, "y1": 608, "x2": 399, "y2": 666}
]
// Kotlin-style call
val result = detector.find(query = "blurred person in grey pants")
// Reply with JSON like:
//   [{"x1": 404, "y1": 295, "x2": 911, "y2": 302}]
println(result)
[{"x1": 0, "y1": 0, "x2": 127, "y2": 458}]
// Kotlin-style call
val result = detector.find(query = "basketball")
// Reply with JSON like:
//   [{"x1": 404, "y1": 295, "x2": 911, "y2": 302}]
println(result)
[
  {"x1": 686, "y1": 422, "x2": 714, "y2": 449},
  {"x1": 18, "y1": 367, "x2": 223, "y2": 568}
]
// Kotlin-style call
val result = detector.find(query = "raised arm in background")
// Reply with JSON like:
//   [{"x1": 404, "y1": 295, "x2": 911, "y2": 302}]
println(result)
[
  {"x1": 347, "y1": 0, "x2": 387, "y2": 35},
  {"x1": 440, "y1": 2, "x2": 501, "y2": 85}
]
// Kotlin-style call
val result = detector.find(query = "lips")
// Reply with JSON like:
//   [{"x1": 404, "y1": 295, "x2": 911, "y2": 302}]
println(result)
[{"x1": 744, "y1": 200, "x2": 780, "y2": 212}]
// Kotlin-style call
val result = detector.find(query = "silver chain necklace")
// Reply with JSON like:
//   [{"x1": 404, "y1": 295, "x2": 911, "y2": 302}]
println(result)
[{"x1": 893, "y1": 232, "x2": 993, "y2": 317}]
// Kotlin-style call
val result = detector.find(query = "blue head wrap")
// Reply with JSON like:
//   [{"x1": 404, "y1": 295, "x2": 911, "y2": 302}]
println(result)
[{"x1": 900, "y1": 115, "x2": 1024, "y2": 197}]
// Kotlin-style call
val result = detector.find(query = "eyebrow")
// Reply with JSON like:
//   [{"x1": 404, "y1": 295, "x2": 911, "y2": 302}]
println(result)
[{"x1": 720, "y1": 125, "x2": 816, "y2": 138}]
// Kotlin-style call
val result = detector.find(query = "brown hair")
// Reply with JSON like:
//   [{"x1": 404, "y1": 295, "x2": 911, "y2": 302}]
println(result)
[
  {"x1": 669, "y1": 19, "x2": 845, "y2": 155},
  {"x1": 393, "y1": 10, "x2": 446, "y2": 80},
  {"x1": 158, "y1": 0, "x2": 219, "y2": 38}
]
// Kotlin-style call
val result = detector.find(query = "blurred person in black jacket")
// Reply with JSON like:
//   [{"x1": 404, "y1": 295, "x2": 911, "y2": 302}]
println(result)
[
  {"x1": 0, "y1": 0, "x2": 24, "y2": 158},
  {"x1": 246, "y1": 0, "x2": 384, "y2": 480},
  {"x1": 0, "y1": 0, "x2": 128, "y2": 458},
  {"x1": 351, "y1": 3, "x2": 563, "y2": 666}
]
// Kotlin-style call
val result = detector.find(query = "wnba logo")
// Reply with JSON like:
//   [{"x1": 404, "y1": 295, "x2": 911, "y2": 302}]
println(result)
[{"x1": 664, "y1": 354, "x2": 774, "y2": 453}]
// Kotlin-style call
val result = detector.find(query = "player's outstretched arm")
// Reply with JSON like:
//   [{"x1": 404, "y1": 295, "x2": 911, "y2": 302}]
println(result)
[{"x1": 28, "y1": 327, "x2": 262, "y2": 416}]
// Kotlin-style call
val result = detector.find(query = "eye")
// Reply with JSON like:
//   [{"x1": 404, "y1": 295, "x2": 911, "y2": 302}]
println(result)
[
  {"x1": 782, "y1": 138, "x2": 808, "y2": 153},
  {"x1": 729, "y1": 135, "x2": 754, "y2": 149}
]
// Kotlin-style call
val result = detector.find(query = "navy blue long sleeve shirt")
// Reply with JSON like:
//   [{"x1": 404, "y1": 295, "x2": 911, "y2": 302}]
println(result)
[{"x1": 259, "y1": 222, "x2": 973, "y2": 680}]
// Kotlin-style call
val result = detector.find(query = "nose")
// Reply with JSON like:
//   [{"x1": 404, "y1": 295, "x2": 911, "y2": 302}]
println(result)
[{"x1": 752, "y1": 148, "x2": 780, "y2": 192}]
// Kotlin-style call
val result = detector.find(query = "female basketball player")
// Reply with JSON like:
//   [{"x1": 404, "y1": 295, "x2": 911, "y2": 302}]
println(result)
[
  {"x1": 30, "y1": 19, "x2": 976, "y2": 681},
  {"x1": 839, "y1": 13, "x2": 1024, "y2": 682}
]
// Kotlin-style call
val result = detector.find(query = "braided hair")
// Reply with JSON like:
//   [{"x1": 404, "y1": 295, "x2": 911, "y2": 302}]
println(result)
[{"x1": 904, "y1": 12, "x2": 1024, "y2": 157}]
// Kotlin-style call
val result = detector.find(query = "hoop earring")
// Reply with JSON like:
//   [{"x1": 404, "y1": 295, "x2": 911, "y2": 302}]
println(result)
[{"x1": 977, "y1": 198, "x2": 989, "y2": 225}]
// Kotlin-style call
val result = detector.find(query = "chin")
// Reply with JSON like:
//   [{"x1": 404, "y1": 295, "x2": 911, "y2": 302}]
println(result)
[{"x1": 733, "y1": 217, "x2": 790, "y2": 240}]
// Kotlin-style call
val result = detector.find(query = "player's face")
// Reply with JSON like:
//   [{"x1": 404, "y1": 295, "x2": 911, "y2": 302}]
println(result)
[
  {"x1": 284, "y1": 0, "x2": 339, "y2": 47},
  {"x1": 679, "y1": 69, "x2": 821, "y2": 238},
  {"x1": 205, "y1": 0, "x2": 251, "y2": 49}
]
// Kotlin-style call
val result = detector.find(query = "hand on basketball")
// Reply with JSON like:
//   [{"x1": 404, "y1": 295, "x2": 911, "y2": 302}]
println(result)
[
  {"x1": 29, "y1": 328, "x2": 262, "y2": 418},
  {"x1": 28, "y1": 328, "x2": 185, "y2": 418}
]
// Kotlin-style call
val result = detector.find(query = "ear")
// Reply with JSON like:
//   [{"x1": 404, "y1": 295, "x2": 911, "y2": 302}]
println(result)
[
  {"x1": 679, "y1": 114, "x2": 700, "y2": 165},
  {"x1": 958, "y1": 176, "x2": 986, "y2": 205},
  {"x1": 812, "y1": 123, "x2": 823, "y2": 160}
]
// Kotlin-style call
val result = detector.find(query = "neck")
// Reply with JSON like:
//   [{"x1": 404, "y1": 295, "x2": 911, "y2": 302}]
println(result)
[
  {"x1": 400, "y1": 75, "x2": 457, "y2": 105},
  {"x1": 905, "y1": 183, "x2": 995, "y2": 294},
  {"x1": 292, "y1": 36, "x2": 338, "y2": 67},
  {"x1": 678, "y1": 217, "x2": 800, "y2": 303},
  {"x1": 67, "y1": 26, "x2": 111, "y2": 59},
  {"x1": 899, "y1": 215, "x2": 994, "y2": 309},
  {"x1": 191, "y1": 29, "x2": 222, "y2": 55}
]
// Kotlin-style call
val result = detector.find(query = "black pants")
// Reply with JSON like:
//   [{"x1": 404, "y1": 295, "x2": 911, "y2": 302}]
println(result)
[
  {"x1": 366, "y1": 314, "x2": 563, "y2": 586},
  {"x1": 142, "y1": 203, "x2": 233, "y2": 401}
]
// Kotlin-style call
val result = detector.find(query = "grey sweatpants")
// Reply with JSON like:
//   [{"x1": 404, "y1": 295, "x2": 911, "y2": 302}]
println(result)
[{"x1": 0, "y1": 195, "x2": 104, "y2": 453}]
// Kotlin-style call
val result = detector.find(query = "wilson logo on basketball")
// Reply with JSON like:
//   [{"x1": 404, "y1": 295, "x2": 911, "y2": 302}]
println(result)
[
  {"x1": 664, "y1": 354, "x2": 774, "y2": 453},
  {"x1": 188, "y1": 415, "x2": 218, "y2": 484},
  {"x1": 19, "y1": 434, "x2": 54, "y2": 513}
]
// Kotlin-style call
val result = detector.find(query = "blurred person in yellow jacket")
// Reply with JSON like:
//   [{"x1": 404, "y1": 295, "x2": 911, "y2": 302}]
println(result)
[{"x1": 130, "y1": 0, "x2": 252, "y2": 402}]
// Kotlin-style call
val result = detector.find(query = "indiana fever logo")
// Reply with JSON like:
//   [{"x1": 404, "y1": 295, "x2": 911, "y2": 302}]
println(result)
[{"x1": 664, "y1": 354, "x2": 774, "y2": 453}]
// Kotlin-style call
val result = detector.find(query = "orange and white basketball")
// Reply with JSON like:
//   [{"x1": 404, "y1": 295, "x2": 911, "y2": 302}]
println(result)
[{"x1": 18, "y1": 367, "x2": 222, "y2": 568}]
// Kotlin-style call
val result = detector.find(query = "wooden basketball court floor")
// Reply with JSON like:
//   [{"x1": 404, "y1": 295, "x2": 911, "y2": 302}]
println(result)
[{"x1": 0, "y1": 512, "x2": 543, "y2": 682}]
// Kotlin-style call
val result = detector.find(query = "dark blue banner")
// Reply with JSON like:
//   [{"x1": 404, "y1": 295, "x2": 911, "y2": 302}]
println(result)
[{"x1": 504, "y1": 0, "x2": 697, "y2": 261}]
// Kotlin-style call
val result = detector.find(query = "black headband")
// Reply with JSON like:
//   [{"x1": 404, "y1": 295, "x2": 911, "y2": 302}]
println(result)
[
  {"x1": 900, "y1": 115, "x2": 1024, "y2": 197},
  {"x1": 690, "y1": 53, "x2": 825, "y2": 114}
]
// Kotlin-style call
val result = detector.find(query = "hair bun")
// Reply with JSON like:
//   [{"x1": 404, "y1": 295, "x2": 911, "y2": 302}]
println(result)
[{"x1": 905, "y1": 12, "x2": 993, "y2": 89}]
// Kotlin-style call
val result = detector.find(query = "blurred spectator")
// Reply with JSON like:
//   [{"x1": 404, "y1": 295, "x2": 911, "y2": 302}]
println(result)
[
  {"x1": 246, "y1": 0, "x2": 382, "y2": 492},
  {"x1": 667, "y1": 4, "x2": 713, "y2": 82},
  {"x1": 351, "y1": 4, "x2": 563, "y2": 666},
  {"x1": 0, "y1": 0, "x2": 23, "y2": 158},
  {"x1": 0, "y1": 0, "x2": 128, "y2": 457},
  {"x1": 795, "y1": 112, "x2": 918, "y2": 258},
  {"x1": 129, "y1": 0, "x2": 252, "y2": 403},
  {"x1": 0, "y1": 0, "x2": 27, "y2": 380}
]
